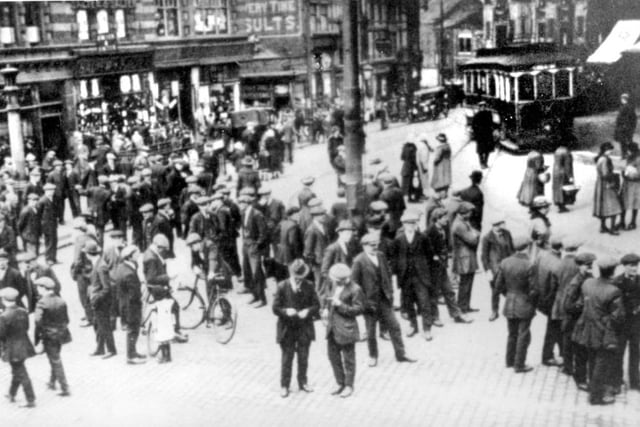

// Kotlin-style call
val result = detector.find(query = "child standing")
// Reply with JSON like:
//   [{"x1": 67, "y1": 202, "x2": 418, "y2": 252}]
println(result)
[{"x1": 155, "y1": 293, "x2": 175, "y2": 363}]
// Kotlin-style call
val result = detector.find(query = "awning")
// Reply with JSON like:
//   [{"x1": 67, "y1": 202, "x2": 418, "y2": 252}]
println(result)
[
  {"x1": 460, "y1": 51, "x2": 576, "y2": 72},
  {"x1": 624, "y1": 40, "x2": 640, "y2": 55},
  {"x1": 587, "y1": 20, "x2": 640, "y2": 64}
]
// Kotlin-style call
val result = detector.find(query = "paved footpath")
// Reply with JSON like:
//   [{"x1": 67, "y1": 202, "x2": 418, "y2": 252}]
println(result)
[{"x1": 2, "y1": 111, "x2": 640, "y2": 426}]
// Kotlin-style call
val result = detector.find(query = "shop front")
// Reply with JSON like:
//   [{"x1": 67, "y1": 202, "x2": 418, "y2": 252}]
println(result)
[
  {"x1": 240, "y1": 57, "x2": 306, "y2": 111},
  {"x1": 198, "y1": 61, "x2": 240, "y2": 123},
  {"x1": 73, "y1": 48, "x2": 154, "y2": 136}
]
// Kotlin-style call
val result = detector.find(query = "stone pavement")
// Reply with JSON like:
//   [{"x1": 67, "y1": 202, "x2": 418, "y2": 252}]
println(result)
[{"x1": 2, "y1": 111, "x2": 640, "y2": 426}]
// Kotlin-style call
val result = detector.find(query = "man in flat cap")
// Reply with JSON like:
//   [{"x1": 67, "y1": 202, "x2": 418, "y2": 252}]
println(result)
[
  {"x1": 292, "y1": 176, "x2": 316, "y2": 212},
  {"x1": 257, "y1": 187, "x2": 285, "y2": 257},
  {"x1": 272, "y1": 259, "x2": 320, "y2": 398},
  {"x1": 572, "y1": 256, "x2": 624, "y2": 405},
  {"x1": 126, "y1": 177, "x2": 144, "y2": 249},
  {"x1": 17, "y1": 193, "x2": 40, "y2": 257},
  {"x1": 108, "y1": 173, "x2": 128, "y2": 235},
  {"x1": 236, "y1": 156, "x2": 260, "y2": 197},
  {"x1": 495, "y1": 234, "x2": 537, "y2": 373},
  {"x1": 275, "y1": 207, "x2": 304, "y2": 269},
  {"x1": 324, "y1": 263, "x2": 365, "y2": 398},
  {"x1": 321, "y1": 220, "x2": 359, "y2": 295},
  {"x1": 19, "y1": 252, "x2": 61, "y2": 310},
  {"x1": 535, "y1": 235, "x2": 563, "y2": 367},
  {"x1": 379, "y1": 173, "x2": 406, "y2": 226},
  {"x1": 151, "y1": 198, "x2": 175, "y2": 258},
  {"x1": 63, "y1": 159, "x2": 81, "y2": 218},
  {"x1": 304, "y1": 205, "x2": 330, "y2": 295},
  {"x1": 164, "y1": 155, "x2": 187, "y2": 237},
  {"x1": 38, "y1": 183, "x2": 58, "y2": 265},
  {"x1": 0, "y1": 287, "x2": 36, "y2": 407},
  {"x1": 453, "y1": 170, "x2": 484, "y2": 231},
  {"x1": 352, "y1": 232, "x2": 416, "y2": 367},
  {"x1": 34, "y1": 276, "x2": 71, "y2": 395},
  {"x1": 139, "y1": 203, "x2": 155, "y2": 252},
  {"x1": 550, "y1": 236, "x2": 582, "y2": 374},
  {"x1": 180, "y1": 187, "x2": 202, "y2": 238},
  {"x1": 46, "y1": 159, "x2": 66, "y2": 225},
  {"x1": 189, "y1": 196, "x2": 221, "y2": 254},
  {"x1": 138, "y1": 168, "x2": 157, "y2": 208},
  {"x1": 481, "y1": 216, "x2": 514, "y2": 321},
  {"x1": 82, "y1": 174, "x2": 112, "y2": 247},
  {"x1": 86, "y1": 241, "x2": 117, "y2": 359},
  {"x1": 238, "y1": 194, "x2": 268, "y2": 306},
  {"x1": 451, "y1": 201, "x2": 480, "y2": 313},
  {"x1": 613, "y1": 253, "x2": 640, "y2": 391},
  {"x1": 472, "y1": 101, "x2": 497, "y2": 169},
  {"x1": 563, "y1": 252, "x2": 596, "y2": 390},
  {"x1": 26, "y1": 168, "x2": 44, "y2": 200}
]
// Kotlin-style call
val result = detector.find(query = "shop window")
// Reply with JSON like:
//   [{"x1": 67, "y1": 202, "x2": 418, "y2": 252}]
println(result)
[
  {"x1": 575, "y1": 16, "x2": 584, "y2": 38},
  {"x1": 519, "y1": 75, "x2": 534, "y2": 101},
  {"x1": 458, "y1": 36, "x2": 472, "y2": 53},
  {"x1": 155, "y1": 0, "x2": 179, "y2": 36},
  {"x1": 536, "y1": 71, "x2": 553, "y2": 100},
  {"x1": 24, "y1": 2, "x2": 41, "y2": 44},
  {"x1": 0, "y1": 3, "x2": 16, "y2": 45},
  {"x1": 194, "y1": 0, "x2": 228, "y2": 35},
  {"x1": 115, "y1": 9, "x2": 126, "y2": 39},
  {"x1": 77, "y1": 10, "x2": 89, "y2": 41},
  {"x1": 537, "y1": 22, "x2": 545, "y2": 40},
  {"x1": 556, "y1": 70, "x2": 570, "y2": 98},
  {"x1": 96, "y1": 9, "x2": 109, "y2": 34},
  {"x1": 547, "y1": 19, "x2": 555, "y2": 40}
]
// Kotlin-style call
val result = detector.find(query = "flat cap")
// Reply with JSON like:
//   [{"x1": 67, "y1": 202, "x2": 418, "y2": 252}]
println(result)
[
  {"x1": 120, "y1": 245, "x2": 139, "y2": 259},
  {"x1": 157, "y1": 198, "x2": 171, "y2": 208},
  {"x1": 369, "y1": 200, "x2": 389, "y2": 212},
  {"x1": 310, "y1": 206, "x2": 326, "y2": 216},
  {"x1": 43, "y1": 183, "x2": 57, "y2": 191},
  {"x1": 360, "y1": 232, "x2": 380, "y2": 246},
  {"x1": 220, "y1": 187, "x2": 231, "y2": 195},
  {"x1": 139, "y1": 203, "x2": 154, "y2": 213},
  {"x1": 64, "y1": 159, "x2": 73, "y2": 165},
  {"x1": 431, "y1": 207, "x2": 448, "y2": 222},
  {"x1": 301, "y1": 176, "x2": 315, "y2": 185},
  {"x1": 108, "y1": 174, "x2": 119, "y2": 182},
  {"x1": 436, "y1": 133, "x2": 447, "y2": 142},
  {"x1": 532, "y1": 196, "x2": 550, "y2": 209},
  {"x1": 83, "y1": 241, "x2": 102, "y2": 255},
  {"x1": 491, "y1": 215, "x2": 506, "y2": 225},
  {"x1": 470, "y1": 170, "x2": 483, "y2": 181},
  {"x1": 458, "y1": 201, "x2": 475, "y2": 215},
  {"x1": 329, "y1": 263, "x2": 352, "y2": 282},
  {"x1": 127, "y1": 176, "x2": 139, "y2": 185},
  {"x1": 512, "y1": 234, "x2": 531, "y2": 251},
  {"x1": 258, "y1": 187, "x2": 271, "y2": 196},
  {"x1": 52, "y1": 159, "x2": 63, "y2": 167},
  {"x1": 97, "y1": 175, "x2": 109, "y2": 184},
  {"x1": 597, "y1": 255, "x2": 619, "y2": 270},
  {"x1": 562, "y1": 236, "x2": 583, "y2": 251},
  {"x1": 34, "y1": 276, "x2": 56, "y2": 290},
  {"x1": 400, "y1": 210, "x2": 420, "y2": 223},
  {"x1": 308, "y1": 198, "x2": 323, "y2": 208},
  {"x1": 336, "y1": 220, "x2": 355, "y2": 232},
  {"x1": 550, "y1": 235, "x2": 563, "y2": 249},
  {"x1": 239, "y1": 187, "x2": 256, "y2": 197},
  {"x1": 575, "y1": 252, "x2": 596, "y2": 265},
  {"x1": 185, "y1": 233, "x2": 202, "y2": 246},
  {"x1": 186, "y1": 175, "x2": 198, "y2": 184},
  {"x1": 379, "y1": 173, "x2": 394, "y2": 184},
  {"x1": 16, "y1": 251, "x2": 37, "y2": 263},
  {"x1": 152, "y1": 234, "x2": 170, "y2": 248},
  {"x1": 621, "y1": 253, "x2": 640, "y2": 265},
  {"x1": 237, "y1": 195, "x2": 253, "y2": 204},
  {"x1": 27, "y1": 193, "x2": 39, "y2": 201},
  {"x1": 110, "y1": 230, "x2": 125, "y2": 239},
  {"x1": 195, "y1": 196, "x2": 211, "y2": 205},
  {"x1": 0, "y1": 287, "x2": 19, "y2": 301},
  {"x1": 29, "y1": 169, "x2": 41, "y2": 177}
]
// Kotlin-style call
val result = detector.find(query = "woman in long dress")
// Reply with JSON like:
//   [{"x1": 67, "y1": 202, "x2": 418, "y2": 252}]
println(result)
[
  {"x1": 622, "y1": 143, "x2": 640, "y2": 229},
  {"x1": 431, "y1": 133, "x2": 452, "y2": 197},
  {"x1": 593, "y1": 142, "x2": 623, "y2": 235},
  {"x1": 517, "y1": 150, "x2": 546, "y2": 206}
]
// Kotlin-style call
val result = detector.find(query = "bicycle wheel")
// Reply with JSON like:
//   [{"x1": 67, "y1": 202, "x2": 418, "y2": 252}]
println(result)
[
  {"x1": 208, "y1": 296, "x2": 238, "y2": 344},
  {"x1": 174, "y1": 286, "x2": 206, "y2": 330},
  {"x1": 146, "y1": 310, "x2": 160, "y2": 357}
]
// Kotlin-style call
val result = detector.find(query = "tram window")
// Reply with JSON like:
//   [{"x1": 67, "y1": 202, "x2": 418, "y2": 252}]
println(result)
[
  {"x1": 519, "y1": 75, "x2": 534, "y2": 101},
  {"x1": 536, "y1": 72, "x2": 553, "y2": 100},
  {"x1": 556, "y1": 70, "x2": 570, "y2": 98}
]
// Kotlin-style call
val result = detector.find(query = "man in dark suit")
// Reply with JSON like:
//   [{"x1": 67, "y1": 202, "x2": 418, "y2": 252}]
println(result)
[
  {"x1": 471, "y1": 101, "x2": 497, "y2": 168},
  {"x1": 34, "y1": 277, "x2": 71, "y2": 396},
  {"x1": 535, "y1": 236, "x2": 563, "y2": 366},
  {"x1": 18, "y1": 193, "x2": 41, "y2": 255},
  {"x1": 272, "y1": 259, "x2": 320, "y2": 398},
  {"x1": 25, "y1": 169, "x2": 43, "y2": 199},
  {"x1": 0, "y1": 212, "x2": 18, "y2": 268},
  {"x1": 38, "y1": 183, "x2": 58, "y2": 265},
  {"x1": 83, "y1": 175, "x2": 112, "y2": 247},
  {"x1": 304, "y1": 206, "x2": 330, "y2": 294},
  {"x1": 164, "y1": 156, "x2": 187, "y2": 238},
  {"x1": 127, "y1": 176, "x2": 144, "y2": 249},
  {"x1": 0, "y1": 250, "x2": 29, "y2": 311},
  {"x1": 236, "y1": 156, "x2": 261, "y2": 197},
  {"x1": 453, "y1": 170, "x2": 484, "y2": 231},
  {"x1": 139, "y1": 203, "x2": 155, "y2": 252},
  {"x1": 613, "y1": 253, "x2": 640, "y2": 391},
  {"x1": 63, "y1": 160, "x2": 81, "y2": 218},
  {"x1": 138, "y1": 168, "x2": 157, "y2": 208},
  {"x1": 180, "y1": 188, "x2": 201, "y2": 238},
  {"x1": 481, "y1": 217, "x2": 515, "y2": 321},
  {"x1": 614, "y1": 93, "x2": 637, "y2": 158},
  {"x1": 351, "y1": 233, "x2": 416, "y2": 367},
  {"x1": 257, "y1": 188, "x2": 285, "y2": 257},
  {"x1": 324, "y1": 263, "x2": 365, "y2": 398},
  {"x1": 113, "y1": 245, "x2": 146, "y2": 364},
  {"x1": 451, "y1": 202, "x2": 480, "y2": 313},
  {"x1": 495, "y1": 235, "x2": 537, "y2": 373},
  {"x1": 275, "y1": 207, "x2": 303, "y2": 268},
  {"x1": 238, "y1": 193, "x2": 268, "y2": 306},
  {"x1": 572, "y1": 256, "x2": 624, "y2": 405},
  {"x1": 85, "y1": 241, "x2": 116, "y2": 358},
  {"x1": 46, "y1": 159, "x2": 66, "y2": 225},
  {"x1": 220, "y1": 186, "x2": 242, "y2": 278},
  {"x1": 0, "y1": 287, "x2": 36, "y2": 407},
  {"x1": 321, "y1": 220, "x2": 359, "y2": 294},
  {"x1": 151, "y1": 198, "x2": 175, "y2": 258},
  {"x1": 379, "y1": 173, "x2": 406, "y2": 225}
]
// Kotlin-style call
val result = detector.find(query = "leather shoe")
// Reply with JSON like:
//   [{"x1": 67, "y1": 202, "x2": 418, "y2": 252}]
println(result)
[
  {"x1": 21, "y1": 401, "x2": 36, "y2": 408},
  {"x1": 90, "y1": 351, "x2": 105, "y2": 357},
  {"x1": 454, "y1": 316, "x2": 473, "y2": 324},
  {"x1": 46, "y1": 381, "x2": 56, "y2": 390},
  {"x1": 80, "y1": 320, "x2": 93, "y2": 328},
  {"x1": 58, "y1": 390, "x2": 71, "y2": 397},
  {"x1": 397, "y1": 355, "x2": 417, "y2": 363},
  {"x1": 406, "y1": 327, "x2": 418, "y2": 337},
  {"x1": 515, "y1": 365, "x2": 534, "y2": 373},
  {"x1": 432, "y1": 319, "x2": 444, "y2": 327},
  {"x1": 379, "y1": 331, "x2": 390, "y2": 341},
  {"x1": 127, "y1": 358, "x2": 146, "y2": 365},
  {"x1": 247, "y1": 297, "x2": 259, "y2": 304},
  {"x1": 280, "y1": 388, "x2": 289, "y2": 398},
  {"x1": 465, "y1": 308, "x2": 480, "y2": 313},
  {"x1": 339, "y1": 386, "x2": 353, "y2": 398},
  {"x1": 368, "y1": 357, "x2": 378, "y2": 367},
  {"x1": 299, "y1": 384, "x2": 314, "y2": 393},
  {"x1": 102, "y1": 352, "x2": 117, "y2": 359},
  {"x1": 253, "y1": 301, "x2": 267, "y2": 308},
  {"x1": 542, "y1": 358, "x2": 561, "y2": 367},
  {"x1": 132, "y1": 353, "x2": 147, "y2": 359},
  {"x1": 489, "y1": 312, "x2": 499, "y2": 322},
  {"x1": 330, "y1": 385, "x2": 345, "y2": 396},
  {"x1": 5, "y1": 394, "x2": 15, "y2": 403},
  {"x1": 590, "y1": 395, "x2": 615, "y2": 405},
  {"x1": 577, "y1": 382, "x2": 589, "y2": 391},
  {"x1": 422, "y1": 330, "x2": 433, "y2": 341},
  {"x1": 173, "y1": 333, "x2": 189, "y2": 343}
]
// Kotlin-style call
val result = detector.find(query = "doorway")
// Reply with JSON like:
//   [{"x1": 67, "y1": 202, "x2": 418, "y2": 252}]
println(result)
[{"x1": 41, "y1": 116, "x2": 65, "y2": 158}]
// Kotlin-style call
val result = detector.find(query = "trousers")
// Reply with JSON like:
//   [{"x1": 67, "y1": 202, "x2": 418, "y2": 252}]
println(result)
[
  {"x1": 402, "y1": 275, "x2": 433, "y2": 331},
  {"x1": 541, "y1": 317, "x2": 563, "y2": 362},
  {"x1": 613, "y1": 327, "x2": 640, "y2": 388},
  {"x1": 279, "y1": 338, "x2": 310, "y2": 389},
  {"x1": 572, "y1": 343, "x2": 590, "y2": 385},
  {"x1": 77, "y1": 277, "x2": 94, "y2": 323},
  {"x1": 9, "y1": 360, "x2": 35, "y2": 403},
  {"x1": 44, "y1": 340, "x2": 68, "y2": 391},
  {"x1": 489, "y1": 277, "x2": 500, "y2": 313},
  {"x1": 327, "y1": 333, "x2": 356, "y2": 388},
  {"x1": 364, "y1": 300, "x2": 405, "y2": 360},
  {"x1": 43, "y1": 228, "x2": 57, "y2": 263},
  {"x1": 430, "y1": 264, "x2": 462, "y2": 319},
  {"x1": 457, "y1": 273, "x2": 475, "y2": 311},
  {"x1": 242, "y1": 245, "x2": 266, "y2": 303},
  {"x1": 127, "y1": 326, "x2": 140, "y2": 359},
  {"x1": 589, "y1": 348, "x2": 617, "y2": 403},
  {"x1": 506, "y1": 318, "x2": 532, "y2": 369},
  {"x1": 94, "y1": 310, "x2": 116, "y2": 354}
]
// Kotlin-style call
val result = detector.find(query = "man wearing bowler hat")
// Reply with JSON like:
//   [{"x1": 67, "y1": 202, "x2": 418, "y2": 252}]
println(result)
[
  {"x1": 613, "y1": 253, "x2": 640, "y2": 391},
  {"x1": 324, "y1": 263, "x2": 365, "y2": 398},
  {"x1": 272, "y1": 259, "x2": 320, "y2": 398},
  {"x1": 38, "y1": 182, "x2": 58, "y2": 265}
]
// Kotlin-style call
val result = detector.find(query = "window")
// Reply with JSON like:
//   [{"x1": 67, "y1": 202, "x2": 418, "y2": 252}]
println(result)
[
  {"x1": 96, "y1": 9, "x2": 109, "y2": 34},
  {"x1": 518, "y1": 75, "x2": 534, "y2": 101},
  {"x1": 485, "y1": 22, "x2": 491, "y2": 40},
  {"x1": 115, "y1": 9, "x2": 126, "y2": 38},
  {"x1": 458, "y1": 36, "x2": 472, "y2": 53},
  {"x1": 547, "y1": 19, "x2": 555, "y2": 40},
  {"x1": 576, "y1": 16, "x2": 585, "y2": 37},
  {"x1": 156, "y1": 0, "x2": 179, "y2": 36},
  {"x1": 0, "y1": 3, "x2": 15, "y2": 45},
  {"x1": 536, "y1": 72, "x2": 553, "y2": 100},
  {"x1": 24, "y1": 2, "x2": 41, "y2": 44},
  {"x1": 556, "y1": 70, "x2": 571, "y2": 98},
  {"x1": 77, "y1": 10, "x2": 89, "y2": 41},
  {"x1": 538, "y1": 22, "x2": 546, "y2": 40},
  {"x1": 193, "y1": 0, "x2": 228, "y2": 35}
]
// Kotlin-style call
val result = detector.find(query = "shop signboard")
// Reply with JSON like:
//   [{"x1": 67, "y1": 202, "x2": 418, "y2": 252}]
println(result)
[{"x1": 234, "y1": 0, "x2": 301, "y2": 37}]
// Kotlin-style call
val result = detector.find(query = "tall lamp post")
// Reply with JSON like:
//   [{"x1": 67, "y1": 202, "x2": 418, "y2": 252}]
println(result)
[
  {"x1": 342, "y1": 0, "x2": 365, "y2": 216},
  {"x1": 1, "y1": 65, "x2": 26, "y2": 179}
]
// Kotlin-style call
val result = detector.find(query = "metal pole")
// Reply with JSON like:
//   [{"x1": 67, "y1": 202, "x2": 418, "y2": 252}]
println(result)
[
  {"x1": 439, "y1": 0, "x2": 445, "y2": 86},
  {"x1": 303, "y1": 0, "x2": 315, "y2": 124},
  {"x1": 342, "y1": 0, "x2": 365, "y2": 215}
]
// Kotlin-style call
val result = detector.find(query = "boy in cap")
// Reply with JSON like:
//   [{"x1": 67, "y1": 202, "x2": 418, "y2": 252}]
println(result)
[
  {"x1": 34, "y1": 276, "x2": 71, "y2": 396},
  {"x1": 321, "y1": 220, "x2": 358, "y2": 293},
  {"x1": 564, "y1": 252, "x2": 595, "y2": 390},
  {"x1": 0, "y1": 287, "x2": 36, "y2": 407},
  {"x1": 494, "y1": 234, "x2": 537, "y2": 373},
  {"x1": 38, "y1": 183, "x2": 58, "y2": 265},
  {"x1": 324, "y1": 263, "x2": 365, "y2": 398},
  {"x1": 572, "y1": 256, "x2": 624, "y2": 405},
  {"x1": 25, "y1": 168, "x2": 44, "y2": 198},
  {"x1": 613, "y1": 253, "x2": 640, "y2": 390},
  {"x1": 480, "y1": 216, "x2": 514, "y2": 321}
]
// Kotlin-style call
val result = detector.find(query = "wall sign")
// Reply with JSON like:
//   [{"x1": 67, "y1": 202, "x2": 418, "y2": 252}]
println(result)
[{"x1": 234, "y1": 0, "x2": 301, "y2": 36}]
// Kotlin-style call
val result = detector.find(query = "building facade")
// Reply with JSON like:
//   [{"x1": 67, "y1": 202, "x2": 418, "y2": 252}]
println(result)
[{"x1": 0, "y1": 0, "x2": 420, "y2": 158}]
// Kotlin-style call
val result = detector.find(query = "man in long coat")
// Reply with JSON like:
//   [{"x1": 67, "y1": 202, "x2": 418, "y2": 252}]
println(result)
[
  {"x1": 451, "y1": 202, "x2": 480, "y2": 313},
  {"x1": 471, "y1": 101, "x2": 496, "y2": 169},
  {"x1": 481, "y1": 217, "x2": 515, "y2": 321}
]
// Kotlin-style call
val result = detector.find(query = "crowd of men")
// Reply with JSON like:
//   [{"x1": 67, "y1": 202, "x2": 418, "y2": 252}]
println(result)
[{"x1": 0, "y1": 110, "x2": 638, "y2": 408}]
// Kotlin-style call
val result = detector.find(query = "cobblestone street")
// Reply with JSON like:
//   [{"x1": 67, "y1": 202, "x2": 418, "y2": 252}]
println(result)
[{"x1": 2, "y1": 111, "x2": 640, "y2": 426}]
